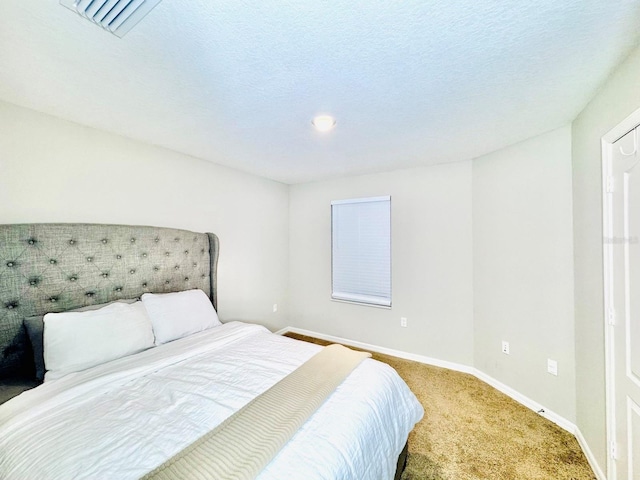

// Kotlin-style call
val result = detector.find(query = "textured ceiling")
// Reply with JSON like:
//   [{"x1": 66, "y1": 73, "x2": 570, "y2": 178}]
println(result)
[{"x1": 1, "y1": 1, "x2": 640, "y2": 184}]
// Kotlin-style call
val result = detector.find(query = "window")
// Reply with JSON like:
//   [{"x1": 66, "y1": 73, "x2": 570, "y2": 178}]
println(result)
[{"x1": 331, "y1": 196, "x2": 391, "y2": 307}]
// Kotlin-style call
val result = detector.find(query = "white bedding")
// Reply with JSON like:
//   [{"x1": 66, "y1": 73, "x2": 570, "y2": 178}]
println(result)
[{"x1": 0, "y1": 322, "x2": 423, "y2": 480}]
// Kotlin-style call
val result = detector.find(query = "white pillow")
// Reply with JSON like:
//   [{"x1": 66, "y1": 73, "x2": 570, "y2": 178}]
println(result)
[
  {"x1": 141, "y1": 289, "x2": 221, "y2": 344},
  {"x1": 43, "y1": 301, "x2": 155, "y2": 381}
]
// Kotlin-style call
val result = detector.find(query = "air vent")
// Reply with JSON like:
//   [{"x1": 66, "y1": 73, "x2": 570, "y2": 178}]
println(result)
[{"x1": 60, "y1": 0, "x2": 163, "y2": 38}]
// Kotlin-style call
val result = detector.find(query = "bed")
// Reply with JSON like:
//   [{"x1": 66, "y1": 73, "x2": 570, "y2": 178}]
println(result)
[{"x1": 0, "y1": 223, "x2": 423, "y2": 479}]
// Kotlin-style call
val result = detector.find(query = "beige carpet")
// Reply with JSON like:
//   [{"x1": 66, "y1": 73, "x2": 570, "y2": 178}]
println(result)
[{"x1": 284, "y1": 333, "x2": 596, "y2": 480}]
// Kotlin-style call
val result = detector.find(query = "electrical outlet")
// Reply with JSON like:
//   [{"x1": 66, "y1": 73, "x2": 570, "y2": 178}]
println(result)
[
  {"x1": 272, "y1": 303, "x2": 278, "y2": 313},
  {"x1": 547, "y1": 359, "x2": 558, "y2": 376},
  {"x1": 501, "y1": 341, "x2": 510, "y2": 355},
  {"x1": 400, "y1": 317, "x2": 407, "y2": 328}
]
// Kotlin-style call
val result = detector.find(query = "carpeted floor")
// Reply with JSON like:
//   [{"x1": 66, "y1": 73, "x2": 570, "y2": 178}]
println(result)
[{"x1": 284, "y1": 332, "x2": 596, "y2": 480}]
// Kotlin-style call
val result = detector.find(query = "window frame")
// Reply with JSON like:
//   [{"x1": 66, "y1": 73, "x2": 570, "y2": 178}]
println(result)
[{"x1": 330, "y1": 195, "x2": 392, "y2": 308}]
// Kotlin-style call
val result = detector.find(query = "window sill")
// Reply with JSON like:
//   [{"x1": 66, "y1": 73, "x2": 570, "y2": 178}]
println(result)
[{"x1": 330, "y1": 298, "x2": 392, "y2": 309}]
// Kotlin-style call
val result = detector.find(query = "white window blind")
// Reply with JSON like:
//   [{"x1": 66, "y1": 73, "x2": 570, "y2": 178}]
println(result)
[{"x1": 331, "y1": 196, "x2": 391, "y2": 307}]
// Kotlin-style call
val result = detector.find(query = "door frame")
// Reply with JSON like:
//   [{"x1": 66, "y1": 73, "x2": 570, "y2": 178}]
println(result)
[{"x1": 602, "y1": 106, "x2": 640, "y2": 480}]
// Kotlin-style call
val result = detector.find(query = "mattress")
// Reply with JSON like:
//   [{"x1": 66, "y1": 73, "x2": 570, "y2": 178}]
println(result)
[{"x1": 0, "y1": 322, "x2": 423, "y2": 479}]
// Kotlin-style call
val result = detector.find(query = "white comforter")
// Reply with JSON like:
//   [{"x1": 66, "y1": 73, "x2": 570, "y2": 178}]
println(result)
[{"x1": 0, "y1": 322, "x2": 423, "y2": 480}]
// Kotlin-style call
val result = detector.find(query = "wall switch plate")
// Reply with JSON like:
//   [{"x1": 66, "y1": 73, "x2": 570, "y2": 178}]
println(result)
[
  {"x1": 547, "y1": 359, "x2": 558, "y2": 376},
  {"x1": 501, "y1": 341, "x2": 510, "y2": 355},
  {"x1": 400, "y1": 317, "x2": 407, "y2": 328},
  {"x1": 272, "y1": 304, "x2": 278, "y2": 313}
]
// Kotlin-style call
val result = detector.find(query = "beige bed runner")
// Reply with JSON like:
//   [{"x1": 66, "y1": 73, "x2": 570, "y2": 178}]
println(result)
[{"x1": 142, "y1": 343, "x2": 371, "y2": 480}]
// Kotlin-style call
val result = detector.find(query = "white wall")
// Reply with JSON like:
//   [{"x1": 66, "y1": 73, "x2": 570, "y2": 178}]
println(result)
[
  {"x1": 289, "y1": 162, "x2": 474, "y2": 365},
  {"x1": 473, "y1": 126, "x2": 576, "y2": 422},
  {"x1": 572, "y1": 43, "x2": 640, "y2": 470},
  {"x1": 289, "y1": 130, "x2": 576, "y2": 423},
  {"x1": 0, "y1": 100, "x2": 289, "y2": 331}
]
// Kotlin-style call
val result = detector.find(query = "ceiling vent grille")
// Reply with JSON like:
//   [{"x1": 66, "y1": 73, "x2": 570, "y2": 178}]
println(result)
[{"x1": 60, "y1": 0, "x2": 163, "y2": 38}]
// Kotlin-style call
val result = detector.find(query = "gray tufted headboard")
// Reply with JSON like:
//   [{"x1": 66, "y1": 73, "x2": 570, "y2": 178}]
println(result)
[{"x1": 0, "y1": 224, "x2": 219, "y2": 379}]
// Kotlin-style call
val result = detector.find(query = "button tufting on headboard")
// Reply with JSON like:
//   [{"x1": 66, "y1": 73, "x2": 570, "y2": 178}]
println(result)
[{"x1": 0, "y1": 224, "x2": 219, "y2": 379}]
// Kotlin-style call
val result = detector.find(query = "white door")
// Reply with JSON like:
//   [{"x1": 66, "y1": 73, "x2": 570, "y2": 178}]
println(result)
[{"x1": 606, "y1": 126, "x2": 640, "y2": 480}]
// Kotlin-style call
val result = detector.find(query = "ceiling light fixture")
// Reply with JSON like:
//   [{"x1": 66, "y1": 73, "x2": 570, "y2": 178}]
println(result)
[{"x1": 312, "y1": 115, "x2": 336, "y2": 132}]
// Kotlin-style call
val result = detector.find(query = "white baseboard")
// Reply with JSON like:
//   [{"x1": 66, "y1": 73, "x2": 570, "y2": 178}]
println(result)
[
  {"x1": 281, "y1": 326, "x2": 475, "y2": 375},
  {"x1": 277, "y1": 326, "x2": 607, "y2": 479},
  {"x1": 472, "y1": 369, "x2": 575, "y2": 433},
  {"x1": 574, "y1": 428, "x2": 607, "y2": 480}
]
